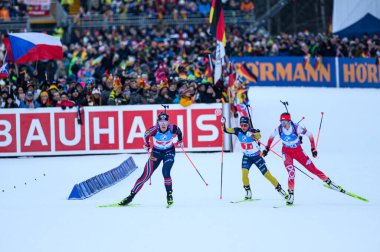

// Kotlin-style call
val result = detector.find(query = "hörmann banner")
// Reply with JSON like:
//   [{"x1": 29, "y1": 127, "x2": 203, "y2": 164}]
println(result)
[
  {"x1": 338, "y1": 58, "x2": 380, "y2": 88},
  {"x1": 0, "y1": 104, "x2": 224, "y2": 157},
  {"x1": 231, "y1": 56, "x2": 380, "y2": 88}
]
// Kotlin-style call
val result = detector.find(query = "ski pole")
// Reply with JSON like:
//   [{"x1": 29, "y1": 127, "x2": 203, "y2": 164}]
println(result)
[
  {"x1": 297, "y1": 116, "x2": 305, "y2": 124},
  {"x1": 257, "y1": 140, "x2": 314, "y2": 180},
  {"x1": 220, "y1": 125, "x2": 224, "y2": 199},
  {"x1": 316, "y1": 112, "x2": 324, "y2": 149},
  {"x1": 146, "y1": 151, "x2": 152, "y2": 185},
  {"x1": 245, "y1": 104, "x2": 254, "y2": 128},
  {"x1": 179, "y1": 146, "x2": 209, "y2": 186}
]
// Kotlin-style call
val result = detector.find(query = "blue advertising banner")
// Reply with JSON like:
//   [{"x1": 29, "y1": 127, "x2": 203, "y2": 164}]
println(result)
[
  {"x1": 230, "y1": 56, "x2": 336, "y2": 87},
  {"x1": 230, "y1": 56, "x2": 380, "y2": 88},
  {"x1": 338, "y1": 58, "x2": 380, "y2": 88}
]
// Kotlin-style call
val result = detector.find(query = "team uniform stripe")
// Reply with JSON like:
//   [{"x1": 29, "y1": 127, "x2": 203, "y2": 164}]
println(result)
[{"x1": 132, "y1": 159, "x2": 153, "y2": 193}]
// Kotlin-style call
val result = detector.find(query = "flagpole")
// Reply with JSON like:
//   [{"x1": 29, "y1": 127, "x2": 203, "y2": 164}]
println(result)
[
  {"x1": 2, "y1": 51, "x2": 6, "y2": 65},
  {"x1": 15, "y1": 63, "x2": 19, "y2": 77}
]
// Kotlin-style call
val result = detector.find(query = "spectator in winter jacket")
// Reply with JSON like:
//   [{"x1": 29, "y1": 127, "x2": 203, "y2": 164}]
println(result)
[
  {"x1": 71, "y1": 88, "x2": 85, "y2": 106},
  {"x1": 4, "y1": 94, "x2": 18, "y2": 108},
  {"x1": 128, "y1": 79, "x2": 148, "y2": 105},
  {"x1": 102, "y1": 75, "x2": 114, "y2": 105},
  {"x1": 57, "y1": 92, "x2": 76, "y2": 108},
  {"x1": 155, "y1": 85, "x2": 172, "y2": 104},
  {"x1": 20, "y1": 91, "x2": 40, "y2": 108},
  {"x1": 168, "y1": 82, "x2": 179, "y2": 104},
  {"x1": 37, "y1": 91, "x2": 52, "y2": 107},
  {"x1": 179, "y1": 85, "x2": 196, "y2": 107},
  {"x1": 203, "y1": 84, "x2": 217, "y2": 103},
  {"x1": 90, "y1": 88, "x2": 103, "y2": 106},
  {"x1": 108, "y1": 77, "x2": 125, "y2": 105}
]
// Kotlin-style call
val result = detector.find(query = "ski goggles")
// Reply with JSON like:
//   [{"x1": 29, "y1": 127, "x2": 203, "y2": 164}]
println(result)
[
  {"x1": 280, "y1": 120, "x2": 290, "y2": 126},
  {"x1": 158, "y1": 120, "x2": 169, "y2": 126},
  {"x1": 240, "y1": 123, "x2": 249, "y2": 128}
]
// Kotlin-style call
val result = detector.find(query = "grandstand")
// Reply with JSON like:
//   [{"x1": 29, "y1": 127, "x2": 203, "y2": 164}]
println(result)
[{"x1": 0, "y1": 0, "x2": 379, "y2": 112}]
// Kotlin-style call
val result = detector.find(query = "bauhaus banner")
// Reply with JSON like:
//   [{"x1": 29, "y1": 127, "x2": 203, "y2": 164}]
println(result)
[{"x1": 0, "y1": 104, "x2": 224, "y2": 157}]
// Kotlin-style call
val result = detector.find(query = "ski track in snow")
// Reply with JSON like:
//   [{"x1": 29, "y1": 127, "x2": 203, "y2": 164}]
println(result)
[{"x1": 1, "y1": 87, "x2": 379, "y2": 252}]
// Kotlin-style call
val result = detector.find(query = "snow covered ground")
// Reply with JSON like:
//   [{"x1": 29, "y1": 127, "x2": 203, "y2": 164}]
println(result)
[{"x1": 1, "y1": 87, "x2": 379, "y2": 252}]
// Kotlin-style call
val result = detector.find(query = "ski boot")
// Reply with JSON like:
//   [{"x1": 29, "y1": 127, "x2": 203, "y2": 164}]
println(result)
[
  {"x1": 275, "y1": 184, "x2": 289, "y2": 200},
  {"x1": 244, "y1": 185, "x2": 252, "y2": 200},
  {"x1": 119, "y1": 192, "x2": 136, "y2": 206},
  {"x1": 167, "y1": 191, "x2": 173, "y2": 206},
  {"x1": 286, "y1": 190, "x2": 294, "y2": 205},
  {"x1": 325, "y1": 178, "x2": 344, "y2": 192}
]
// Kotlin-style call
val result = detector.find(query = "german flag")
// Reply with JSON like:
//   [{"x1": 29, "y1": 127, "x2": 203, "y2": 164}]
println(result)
[
  {"x1": 238, "y1": 63, "x2": 257, "y2": 83},
  {"x1": 210, "y1": 0, "x2": 226, "y2": 84},
  {"x1": 209, "y1": 0, "x2": 226, "y2": 46}
]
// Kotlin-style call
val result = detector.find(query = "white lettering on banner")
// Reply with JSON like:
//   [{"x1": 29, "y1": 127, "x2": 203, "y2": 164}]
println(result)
[
  {"x1": 0, "y1": 120, "x2": 12, "y2": 147},
  {"x1": 196, "y1": 115, "x2": 218, "y2": 141},
  {"x1": 176, "y1": 115, "x2": 184, "y2": 133},
  {"x1": 25, "y1": 119, "x2": 48, "y2": 146},
  {"x1": 59, "y1": 118, "x2": 81, "y2": 146},
  {"x1": 173, "y1": 115, "x2": 184, "y2": 142},
  {"x1": 127, "y1": 116, "x2": 146, "y2": 143},
  {"x1": 93, "y1": 117, "x2": 115, "y2": 144}
]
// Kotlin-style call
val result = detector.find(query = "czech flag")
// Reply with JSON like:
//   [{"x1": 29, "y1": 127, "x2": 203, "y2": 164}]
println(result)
[{"x1": 3, "y1": 33, "x2": 63, "y2": 63}]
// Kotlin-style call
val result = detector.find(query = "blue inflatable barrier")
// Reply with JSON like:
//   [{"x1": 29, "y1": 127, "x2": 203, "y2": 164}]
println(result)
[{"x1": 68, "y1": 156, "x2": 138, "y2": 200}]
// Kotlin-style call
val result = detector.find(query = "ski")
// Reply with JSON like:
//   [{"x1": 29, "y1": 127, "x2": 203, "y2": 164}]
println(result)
[
  {"x1": 273, "y1": 204, "x2": 296, "y2": 209},
  {"x1": 166, "y1": 204, "x2": 173, "y2": 208},
  {"x1": 230, "y1": 198, "x2": 261, "y2": 204},
  {"x1": 98, "y1": 203, "x2": 141, "y2": 208},
  {"x1": 323, "y1": 184, "x2": 369, "y2": 202}
]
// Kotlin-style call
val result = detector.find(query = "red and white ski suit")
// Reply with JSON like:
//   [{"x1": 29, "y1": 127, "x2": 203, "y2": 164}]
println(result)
[{"x1": 266, "y1": 122, "x2": 328, "y2": 191}]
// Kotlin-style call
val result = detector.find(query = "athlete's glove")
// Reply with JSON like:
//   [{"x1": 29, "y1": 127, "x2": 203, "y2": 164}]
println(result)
[
  {"x1": 299, "y1": 136, "x2": 303, "y2": 144},
  {"x1": 311, "y1": 148, "x2": 318, "y2": 158},
  {"x1": 176, "y1": 141, "x2": 184, "y2": 147},
  {"x1": 143, "y1": 144, "x2": 150, "y2": 152},
  {"x1": 221, "y1": 116, "x2": 226, "y2": 124},
  {"x1": 253, "y1": 129, "x2": 261, "y2": 140},
  {"x1": 262, "y1": 146, "x2": 270, "y2": 157}
]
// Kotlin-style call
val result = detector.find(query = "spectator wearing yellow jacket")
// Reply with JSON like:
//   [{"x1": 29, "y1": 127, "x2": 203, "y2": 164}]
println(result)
[{"x1": 108, "y1": 77, "x2": 125, "y2": 105}]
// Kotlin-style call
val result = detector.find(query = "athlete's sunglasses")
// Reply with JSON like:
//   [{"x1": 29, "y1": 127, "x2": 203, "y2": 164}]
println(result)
[
  {"x1": 158, "y1": 120, "x2": 169, "y2": 126},
  {"x1": 240, "y1": 123, "x2": 249, "y2": 128},
  {"x1": 280, "y1": 120, "x2": 290, "y2": 126}
]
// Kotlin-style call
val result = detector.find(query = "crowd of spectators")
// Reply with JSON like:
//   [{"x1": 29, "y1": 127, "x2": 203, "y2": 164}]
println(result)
[
  {"x1": 72, "y1": 0, "x2": 254, "y2": 21},
  {"x1": 0, "y1": 1, "x2": 379, "y2": 109},
  {"x1": 1, "y1": 24, "x2": 379, "y2": 110},
  {"x1": 0, "y1": 0, "x2": 27, "y2": 21},
  {"x1": 230, "y1": 31, "x2": 380, "y2": 58}
]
